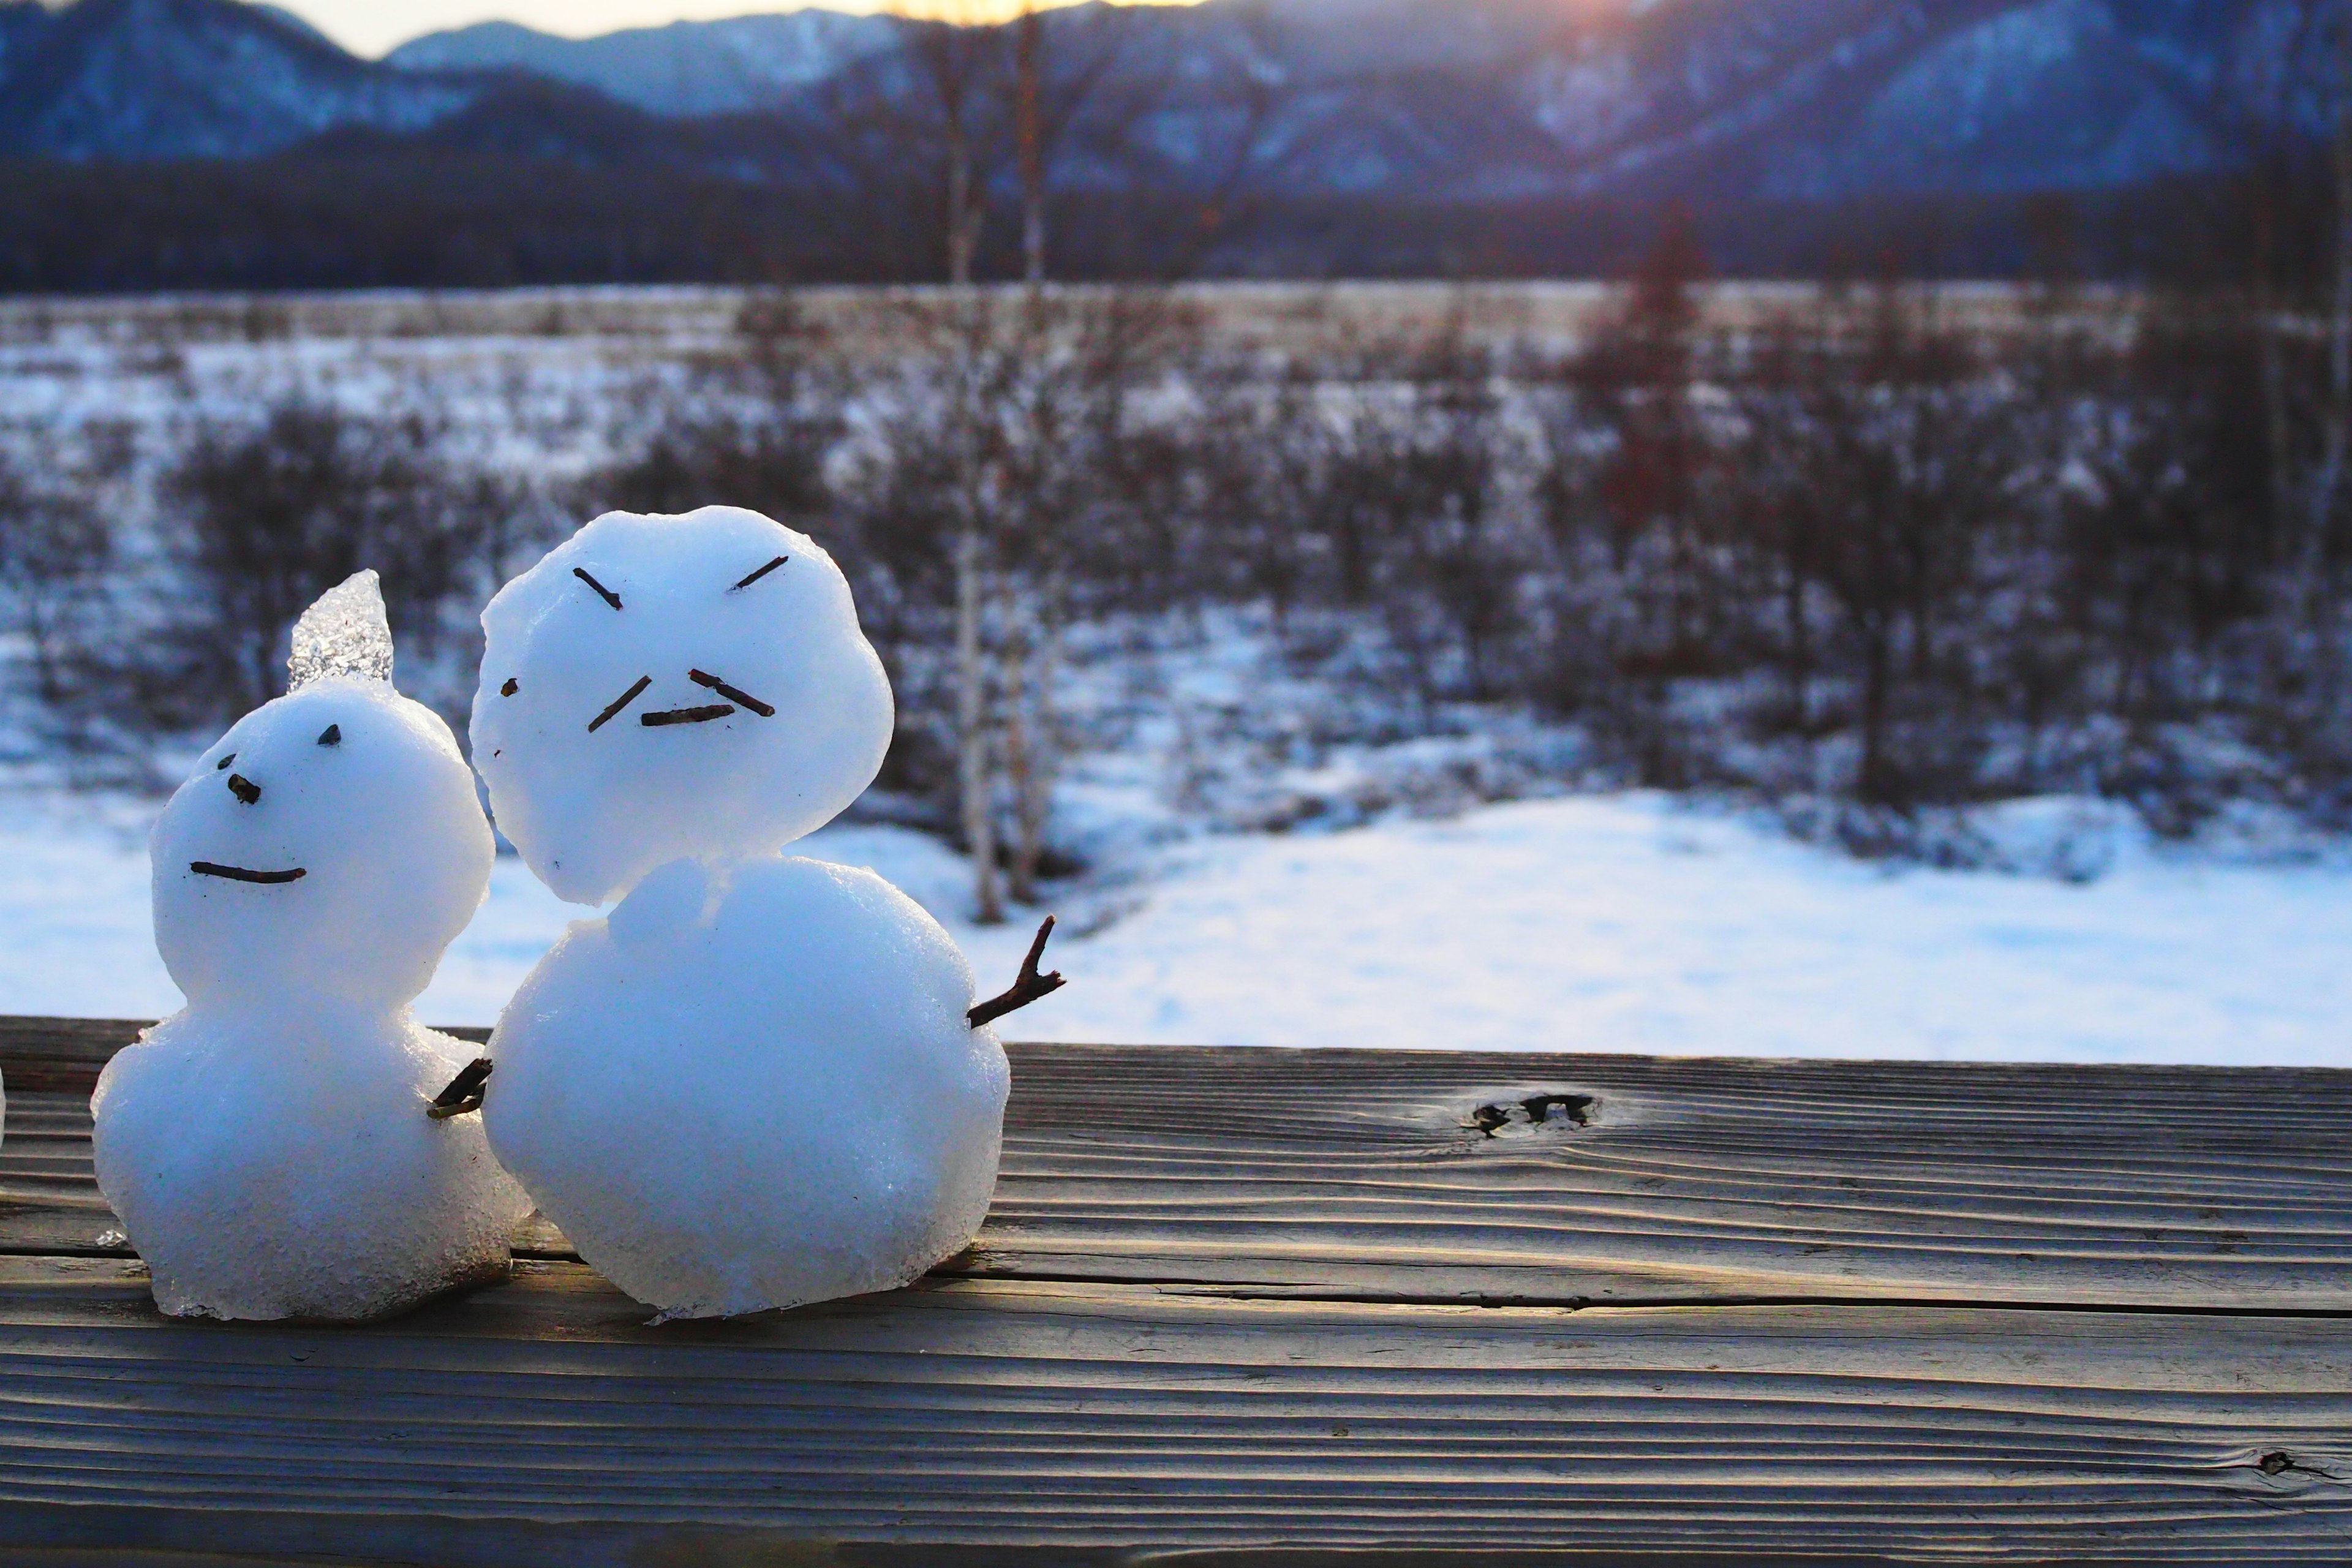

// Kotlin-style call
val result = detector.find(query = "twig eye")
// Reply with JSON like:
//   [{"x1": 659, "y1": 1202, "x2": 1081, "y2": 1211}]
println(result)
[
  {"x1": 573, "y1": 568, "x2": 624, "y2": 610},
  {"x1": 214, "y1": 754, "x2": 235, "y2": 771},
  {"x1": 500, "y1": 678, "x2": 518, "y2": 697},
  {"x1": 317, "y1": 724, "x2": 341, "y2": 747}
]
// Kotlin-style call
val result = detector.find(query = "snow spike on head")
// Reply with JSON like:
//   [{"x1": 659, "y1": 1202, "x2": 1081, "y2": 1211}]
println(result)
[{"x1": 288, "y1": 570, "x2": 394, "y2": 690}]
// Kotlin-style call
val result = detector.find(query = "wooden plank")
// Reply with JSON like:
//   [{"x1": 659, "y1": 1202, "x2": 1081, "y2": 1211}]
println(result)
[
  {"x1": 0, "y1": 1019, "x2": 143, "y2": 1097},
  {"x1": 0, "y1": 1258, "x2": 2342, "y2": 1565},
  {"x1": 6, "y1": 1025, "x2": 2350, "y2": 1310},
  {"x1": 0, "y1": 1018, "x2": 489, "y2": 1096}
]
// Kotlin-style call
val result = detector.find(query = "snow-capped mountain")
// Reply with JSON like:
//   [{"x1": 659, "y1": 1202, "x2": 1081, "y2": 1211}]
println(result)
[
  {"x1": 0, "y1": 0, "x2": 2326, "y2": 201},
  {"x1": 384, "y1": 10, "x2": 903, "y2": 118},
  {"x1": 1183, "y1": 0, "x2": 2301, "y2": 202},
  {"x1": 0, "y1": 0, "x2": 474, "y2": 160}
]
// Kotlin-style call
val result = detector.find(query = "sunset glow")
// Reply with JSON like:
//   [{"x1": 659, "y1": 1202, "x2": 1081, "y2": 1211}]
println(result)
[{"x1": 277, "y1": 0, "x2": 1200, "y2": 61}]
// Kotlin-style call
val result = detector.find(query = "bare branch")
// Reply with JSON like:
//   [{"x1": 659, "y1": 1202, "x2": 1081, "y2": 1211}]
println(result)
[
  {"x1": 426, "y1": 1058, "x2": 493, "y2": 1121},
  {"x1": 968, "y1": 914, "x2": 1066, "y2": 1028}
]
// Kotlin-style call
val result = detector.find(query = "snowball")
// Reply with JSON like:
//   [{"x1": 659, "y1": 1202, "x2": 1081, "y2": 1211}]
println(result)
[
  {"x1": 152, "y1": 679, "x2": 493, "y2": 1011},
  {"x1": 484, "y1": 854, "x2": 1010, "y2": 1319},
  {"x1": 96, "y1": 648, "x2": 527, "y2": 1321},
  {"x1": 470, "y1": 508, "x2": 894, "y2": 907},
  {"x1": 287, "y1": 569, "x2": 395, "y2": 690},
  {"x1": 92, "y1": 1007, "x2": 527, "y2": 1321}
]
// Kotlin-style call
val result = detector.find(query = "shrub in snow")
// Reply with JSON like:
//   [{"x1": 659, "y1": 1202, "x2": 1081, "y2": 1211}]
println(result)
[
  {"x1": 470, "y1": 507, "x2": 1014, "y2": 1319},
  {"x1": 92, "y1": 572, "x2": 529, "y2": 1321}
]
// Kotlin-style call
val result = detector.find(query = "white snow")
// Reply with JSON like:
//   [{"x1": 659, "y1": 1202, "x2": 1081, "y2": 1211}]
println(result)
[
  {"x1": 10, "y1": 791, "x2": 2349, "y2": 1068},
  {"x1": 472, "y1": 508, "x2": 893, "y2": 906},
  {"x1": 486, "y1": 854, "x2": 1007, "y2": 1319},
  {"x1": 91, "y1": 613, "x2": 527, "y2": 1321},
  {"x1": 149, "y1": 676, "x2": 491, "y2": 1011},
  {"x1": 470, "y1": 504, "x2": 997, "y2": 1319}
]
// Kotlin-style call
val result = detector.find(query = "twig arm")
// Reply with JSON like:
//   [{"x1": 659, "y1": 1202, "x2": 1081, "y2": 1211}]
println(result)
[
  {"x1": 968, "y1": 916, "x2": 1067, "y2": 1029},
  {"x1": 427, "y1": 1058, "x2": 494, "y2": 1121}
]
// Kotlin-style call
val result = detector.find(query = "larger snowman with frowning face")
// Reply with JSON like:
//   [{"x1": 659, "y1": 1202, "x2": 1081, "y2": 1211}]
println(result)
[{"x1": 472, "y1": 507, "x2": 1031, "y2": 1319}]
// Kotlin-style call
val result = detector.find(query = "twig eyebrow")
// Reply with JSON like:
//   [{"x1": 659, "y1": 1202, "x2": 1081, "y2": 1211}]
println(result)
[
  {"x1": 573, "y1": 568, "x2": 624, "y2": 609},
  {"x1": 732, "y1": 556, "x2": 789, "y2": 591},
  {"x1": 689, "y1": 669, "x2": 777, "y2": 717},
  {"x1": 588, "y1": 676, "x2": 653, "y2": 733}
]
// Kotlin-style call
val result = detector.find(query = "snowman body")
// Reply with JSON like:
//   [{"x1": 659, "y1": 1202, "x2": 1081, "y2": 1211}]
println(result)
[
  {"x1": 472, "y1": 507, "x2": 1010, "y2": 1318},
  {"x1": 488, "y1": 856, "x2": 1007, "y2": 1316},
  {"x1": 96, "y1": 1003, "x2": 521, "y2": 1321},
  {"x1": 94, "y1": 576, "x2": 529, "y2": 1321}
]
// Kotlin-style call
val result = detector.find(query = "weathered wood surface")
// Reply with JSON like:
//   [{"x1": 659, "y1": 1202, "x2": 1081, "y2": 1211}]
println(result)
[
  {"x1": 7, "y1": 1019, "x2": 2351, "y2": 1310},
  {"x1": 0, "y1": 1016, "x2": 2348, "y2": 1564},
  {"x1": 0, "y1": 1257, "x2": 2346, "y2": 1566}
]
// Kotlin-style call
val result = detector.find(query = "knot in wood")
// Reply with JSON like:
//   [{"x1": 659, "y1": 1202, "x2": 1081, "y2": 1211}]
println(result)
[{"x1": 1470, "y1": 1091, "x2": 1594, "y2": 1138}]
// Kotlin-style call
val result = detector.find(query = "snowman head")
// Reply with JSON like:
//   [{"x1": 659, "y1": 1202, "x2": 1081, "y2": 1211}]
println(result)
[
  {"x1": 152, "y1": 573, "x2": 494, "y2": 1014},
  {"x1": 470, "y1": 507, "x2": 894, "y2": 907}
]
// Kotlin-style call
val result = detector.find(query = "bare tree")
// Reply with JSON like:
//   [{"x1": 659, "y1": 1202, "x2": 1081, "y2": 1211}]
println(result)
[
  {"x1": 0, "y1": 456, "x2": 109, "y2": 714},
  {"x1": 1010, "y1": 1, "x2": 1146, "y2": 283}
]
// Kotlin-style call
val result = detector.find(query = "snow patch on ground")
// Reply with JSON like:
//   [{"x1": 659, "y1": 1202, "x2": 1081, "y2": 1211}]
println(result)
[{"x1": 9, "y1": 790, "x2": 2347, "y2": 1067}]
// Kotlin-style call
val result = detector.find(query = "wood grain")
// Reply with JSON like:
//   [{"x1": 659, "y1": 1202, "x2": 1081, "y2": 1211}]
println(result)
[
  {"x1": 7, "y1": 1019, "x2": 2348, "y2": 1561},
  {"x1": 0, "y1": 1258, "x2": 2345, "y2": 1565},
  {"x1": 7, "y1": 1027, "x2": 2349, "y2": 1310}
]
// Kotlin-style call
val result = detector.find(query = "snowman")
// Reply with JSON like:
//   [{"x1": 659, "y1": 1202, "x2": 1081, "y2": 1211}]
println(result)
[
  {"x1": 469, "y1": 505, "x2": 1060, "y2": 1320},
  {"x1": 92, "y1": 573, "x2": 530, "y2": 1322}
]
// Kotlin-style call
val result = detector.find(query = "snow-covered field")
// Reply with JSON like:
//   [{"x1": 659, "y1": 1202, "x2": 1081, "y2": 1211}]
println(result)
[
  {"x1": 9, "y1": 787, "x2": 2346, "y2": 1067},
  {"x1": 1, "y1": 290, "x2": 2342, "y2": 1070}
]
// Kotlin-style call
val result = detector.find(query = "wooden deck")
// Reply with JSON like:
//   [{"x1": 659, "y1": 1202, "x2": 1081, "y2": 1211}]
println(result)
[{"x1": 0, "y1": 1016, "x2": 2346, "y2": 1564}]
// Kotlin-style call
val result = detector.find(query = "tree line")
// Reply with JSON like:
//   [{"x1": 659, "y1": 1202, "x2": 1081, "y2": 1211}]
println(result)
[{"x1": 5, "y1": 259, "x2": 2350, "y2": 908}]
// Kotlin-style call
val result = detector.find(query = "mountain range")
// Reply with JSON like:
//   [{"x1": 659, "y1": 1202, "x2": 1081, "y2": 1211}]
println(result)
[
  {"x1": 0, "y1": 0, "x2": 2335, "y2": 287},
  {"x1": 383, "y1": 9, "x2": 902, "y2": 119},
  {"x1": 0, "y1": 0, "x2": 2328, "y2": 192}
]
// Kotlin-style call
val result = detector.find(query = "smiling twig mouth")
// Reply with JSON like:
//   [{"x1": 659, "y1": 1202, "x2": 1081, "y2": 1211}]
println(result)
[
  {"x1": 589, "y1": 676, "x2": 653, "y2": 733},
  {"x1": 190, "y1": 862, "x2": 307, "y2": 885},
  {"x1": 643, "y1": 704, "x2": 737, "y2": 727},
  {"x1": 688, "y1": 669, "x2": 776, "y2": 718}
]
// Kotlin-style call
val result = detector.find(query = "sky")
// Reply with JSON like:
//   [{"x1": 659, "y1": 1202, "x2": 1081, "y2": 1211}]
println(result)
[{"x1": 274, "y1": 0, "x2": 1193, "y2": 59}]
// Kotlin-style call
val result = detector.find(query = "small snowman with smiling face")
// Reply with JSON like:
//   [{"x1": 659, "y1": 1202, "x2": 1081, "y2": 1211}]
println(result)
[
  {"x1": 92, "y1": 573, "x2": 530, "y2": 1322},
  {"x1": 473, "y1": 506, "x2": 1042, "y2": 1320}
]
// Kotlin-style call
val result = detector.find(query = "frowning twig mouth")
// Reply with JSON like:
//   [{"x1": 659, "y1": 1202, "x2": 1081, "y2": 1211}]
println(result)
[
  {"x1": 643, "y1": 704, "x2": 736, "y2": 727},
  {"x1": 190, "y1": 862, "x2": 307, "y2": 885}
]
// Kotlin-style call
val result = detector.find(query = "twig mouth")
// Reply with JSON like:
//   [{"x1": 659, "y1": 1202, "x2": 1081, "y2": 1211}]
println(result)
[
  {"x1": 190, "y1": 862, "x2": 307, "y2": 885},
  {"x1": 642, "y1": 704, "x2": 737, "y2": 727}
]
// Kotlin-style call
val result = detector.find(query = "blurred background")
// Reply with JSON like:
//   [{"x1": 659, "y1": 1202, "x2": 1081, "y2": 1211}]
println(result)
[{"x1": 2, "y1": 0, "x2": 2350, "y2": 1061}]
